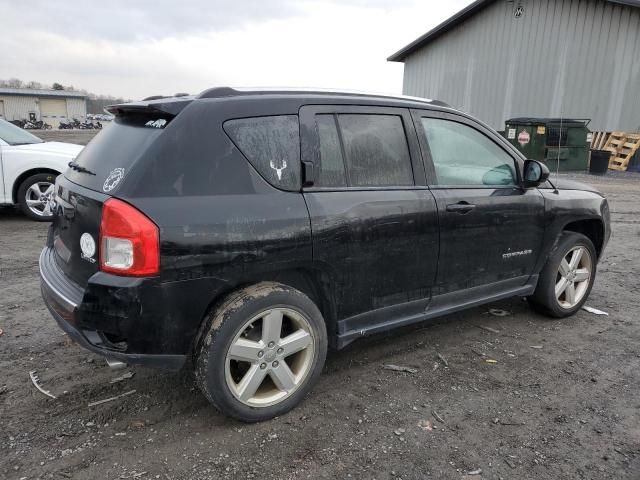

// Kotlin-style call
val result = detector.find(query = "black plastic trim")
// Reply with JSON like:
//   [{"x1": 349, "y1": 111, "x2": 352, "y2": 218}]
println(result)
[{"x1": 336, "y1": 275, "x2": 538, "y2": 348}]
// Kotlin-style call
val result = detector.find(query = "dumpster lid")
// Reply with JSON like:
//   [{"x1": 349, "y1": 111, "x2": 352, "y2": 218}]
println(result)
[{"x1": 506, "y1": 117, "x2": 590, "y2": 127}]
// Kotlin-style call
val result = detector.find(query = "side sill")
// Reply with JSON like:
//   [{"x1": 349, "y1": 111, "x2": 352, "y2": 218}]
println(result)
[{"x1": 336, "y1": 275, "x2": 538, "y2": 349}]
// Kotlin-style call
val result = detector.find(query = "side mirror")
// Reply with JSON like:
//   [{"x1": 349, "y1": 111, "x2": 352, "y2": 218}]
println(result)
[{"x1": 522, "y1": 159, "x2": 550, "y2": 188}]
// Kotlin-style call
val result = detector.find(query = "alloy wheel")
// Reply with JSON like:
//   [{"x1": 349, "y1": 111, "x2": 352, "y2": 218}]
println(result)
[
  {"x1": 25, "y1": 181, "x2": 55, "y2": 217},
  {"x1": 225, "y1": 307, "x2": 315, "y2": 407},
  {"x1": 555, "y1": 246, "x2": 592, "y2": 309}
]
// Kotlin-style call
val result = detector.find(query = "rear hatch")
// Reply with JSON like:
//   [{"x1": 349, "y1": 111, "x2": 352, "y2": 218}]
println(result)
[{"x1": 50, "y1": 103, "x2": 186, "y2": 287}]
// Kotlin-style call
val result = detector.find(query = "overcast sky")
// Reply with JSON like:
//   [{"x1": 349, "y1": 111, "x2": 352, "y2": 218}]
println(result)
[{"x1": 2, "y1": 0, "x2": 472, "y2": 100}]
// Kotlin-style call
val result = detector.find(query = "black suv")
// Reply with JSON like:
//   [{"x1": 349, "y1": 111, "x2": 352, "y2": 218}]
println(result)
[{"x1": 40, "y1": 88, "x2": 610, "y2": 421}]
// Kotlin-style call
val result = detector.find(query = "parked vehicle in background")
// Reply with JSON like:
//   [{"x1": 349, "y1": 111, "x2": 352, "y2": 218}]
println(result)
[
  {"x1": 9, "y1": 119, "x2": 53, "y2": 130},
  {"x1": 58, "y1": 118, "x2": 102, "y2": 130},
  {"x1": 0, "y1": 118, "x2": 83, "y2": 220},
  {"x1": 39, "y1": 88, "x2": 610, "y2": 422}
]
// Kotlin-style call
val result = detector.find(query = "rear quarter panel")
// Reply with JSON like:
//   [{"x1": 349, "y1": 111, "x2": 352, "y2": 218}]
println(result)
[{"x1": 117, "y1": 99, "x2": 314, "y2": 352}]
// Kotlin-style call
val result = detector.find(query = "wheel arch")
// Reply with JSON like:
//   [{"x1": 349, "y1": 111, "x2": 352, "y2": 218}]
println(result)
[
  {"x1": 562, "y1": 218, "x2": 605, "y2": 258},
  {"x1": 12, "y1": 168, "x2": 60, "y2": 204},
  {"x1": 193, "y1": 268, "x2": 338, "y2": 356}
]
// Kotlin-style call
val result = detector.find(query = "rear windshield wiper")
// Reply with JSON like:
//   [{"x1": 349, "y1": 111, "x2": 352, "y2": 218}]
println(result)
[{"x1": 68, "y1": 161, "x2": 96, "y2": 176}]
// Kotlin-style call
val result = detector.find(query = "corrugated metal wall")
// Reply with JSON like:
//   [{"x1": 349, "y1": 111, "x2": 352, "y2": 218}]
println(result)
[
  {"x1": 66, "y1": 98, "x2": 87, "y2": 119},
  {"x1": 0, "y1": 95, "x2": 39, "y2": 122},
  {"x1": 402, "y1": 0, "x2": 640, "y2": 131}
]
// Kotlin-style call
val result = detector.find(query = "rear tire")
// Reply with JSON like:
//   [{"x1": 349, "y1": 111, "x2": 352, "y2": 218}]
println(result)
[
  {"x1": 194, "y1": 282, "x2": 327, "y2": 422},
  {"x1": 17, "y1": 173, "x2": 58, "y2": 221},
  {"x1": 529, "y1": 232, "x2": 597, "y2": 318}
]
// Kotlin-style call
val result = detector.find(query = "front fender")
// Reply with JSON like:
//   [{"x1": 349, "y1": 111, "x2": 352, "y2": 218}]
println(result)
[{"x1": 534, "y1": 188, "x2": 610, "y2": 273}]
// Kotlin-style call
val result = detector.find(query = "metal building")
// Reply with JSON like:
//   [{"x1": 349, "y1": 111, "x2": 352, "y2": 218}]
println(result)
[
  {"x1": 0, "y1": 88, "x2": 87, "y2": 127},
  {"x1": 389, "y1": 0, "x2": 640, "y2": 132}
]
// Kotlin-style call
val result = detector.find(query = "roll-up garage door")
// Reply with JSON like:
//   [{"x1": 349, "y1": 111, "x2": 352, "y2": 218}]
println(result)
[{"x1": 40, "y1": 98, "x2": 67, "y2": 127}]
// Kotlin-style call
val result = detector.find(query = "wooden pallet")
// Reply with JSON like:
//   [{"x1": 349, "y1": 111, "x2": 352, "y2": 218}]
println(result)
[
  {"x1": 603, "y1": 132, "x2": 640, "y2": 171},
  {"x1": 590, "y1": 131, "x2": 611, "y2": 150}
]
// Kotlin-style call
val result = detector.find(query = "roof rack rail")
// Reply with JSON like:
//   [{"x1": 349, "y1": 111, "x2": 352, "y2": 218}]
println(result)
[
  {"x1": 198, "y1": 87, "x2": 241, "y2": 99},
  {"x1": 196, "y1": 86, "x2": 452, "y2": 108},
  {"x1": 429, "y1": 99, "x2": 451, "y2": 108},
  {"x1": 142, "y1": 95, "x2": 168, "y2": 101}
]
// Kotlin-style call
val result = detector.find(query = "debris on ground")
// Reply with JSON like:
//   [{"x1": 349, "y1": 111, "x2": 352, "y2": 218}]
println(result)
[
  {"x1": 488, "y1": 308, "x2": 510, "y2": 317},
  {"x1": 530, "y1": 345, "x2": 543, "y2": 349},
  {"x1": 485, "y1": 359, "x2": 498, "y2": 364},
  {"x1": 583, "y1": 306, "x2": 609, "y2": 315},
  {"x1": 394, "y1": 428, "x2": 406, "y2": 436},
  {"x1": 477, "y1": 325, "x2": 501, "y2": 334},
  {"x1": 382, "y1": 364, "x2": 418, "y2": 374},
  {"x1": 465, "y1": 468, "x2": 482, "y2": 475},
  {"x1": 504, "y1": 458, "x2": 517, "y2": 469},
  {"x1": 119, "y1": 471, "x2": 147, "y2": 479},
  {"x1": 29, "y1": 371, "x2": 56, "y2": 399},
  {"x1": 495, "y1": 419, "x2": 526, "y2": 426},
  {"x1": 0, "y1": 328, "x2": 4, "y2": 337},
  {"x1": 436, "y1": 352, "x2": 449, "y2": 367},
  {"x1": 110, "y1": 371, "x2": 135, "y2": 384},
  {"x1": 432, "y1": 410, "x2": 444, "y2": 423},
  {"x1": 417, "y1": 419, "x2": 432, "y2": 431},
  {"x1": 88, "y1": 389, "x2": 136, "y2": 407}
]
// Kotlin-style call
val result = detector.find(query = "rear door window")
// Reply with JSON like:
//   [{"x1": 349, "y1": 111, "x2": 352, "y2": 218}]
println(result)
[
  {"x1": 316, "y1": 114, "x2": 347, "y2": 187},
  {"x1": 314, "y1": 113, "x2": 414, "y2": 188},
  {"x1": 224, "y1": 115, "x2": 300, "y2": 191}
]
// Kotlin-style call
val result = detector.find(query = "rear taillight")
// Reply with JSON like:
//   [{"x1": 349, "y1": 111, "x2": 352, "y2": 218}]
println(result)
[{"x1": 100, "y1": 199, "x2": 159, "y2": 276}]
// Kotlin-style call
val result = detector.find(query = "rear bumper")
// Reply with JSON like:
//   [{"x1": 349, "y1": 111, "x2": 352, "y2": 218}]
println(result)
[{"x1": 39, "y1": 247, "x2": 186, "y2": 370}]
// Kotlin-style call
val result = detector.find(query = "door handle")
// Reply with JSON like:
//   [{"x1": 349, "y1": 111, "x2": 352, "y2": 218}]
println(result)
[{"x1": 446, "y1": 202, "x2": 476, "y2": 214}]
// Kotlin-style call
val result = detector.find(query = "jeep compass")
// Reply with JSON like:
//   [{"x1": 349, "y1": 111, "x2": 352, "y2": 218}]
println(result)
[{"x1": 40, "y1": 87, "x2": 610, "y2": 421}]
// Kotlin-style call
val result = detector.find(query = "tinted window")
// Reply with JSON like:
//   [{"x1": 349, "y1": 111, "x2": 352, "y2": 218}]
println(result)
[
  {"x1": 338, "y1": 114, "x2": 413, "y2": 187},
  {"x1": 224, "y1": 115, "x2": 300, "y2": 190},
  {"x1": 68, "y1": 114, "x2": 167, "y2": 192},
  {"x1": 421, "y1": 118, "x2": 517, "y2": 186},
  {"x1": 316, "y1": 114, "x2": 347, "y2": 187}
]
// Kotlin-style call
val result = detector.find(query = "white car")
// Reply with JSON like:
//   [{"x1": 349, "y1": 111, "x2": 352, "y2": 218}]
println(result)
[{"x1": 0, "y1": 119, "x2": 83, "y2": 221}]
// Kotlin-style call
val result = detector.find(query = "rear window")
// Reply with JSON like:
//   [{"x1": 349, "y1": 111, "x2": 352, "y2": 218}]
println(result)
[
  {"x1": 224, "y1": 115, "x2": 300, "y2": 191},
  {"x1": 66, "y1": 115, "x2": 168, "y2": 192}
]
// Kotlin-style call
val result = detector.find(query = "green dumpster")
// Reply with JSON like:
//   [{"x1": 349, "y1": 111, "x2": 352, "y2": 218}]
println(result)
[{"x1": 503, "y1": 118, "x2": 591, "y2": 171}]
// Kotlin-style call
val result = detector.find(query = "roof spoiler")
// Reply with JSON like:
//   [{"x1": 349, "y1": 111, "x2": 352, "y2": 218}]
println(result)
[{"x1": 105, "y1": 96, "x2": 194, "y2": 117}]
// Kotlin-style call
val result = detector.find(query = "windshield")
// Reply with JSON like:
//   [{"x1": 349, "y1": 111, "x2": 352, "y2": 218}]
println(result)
[{"x1": 0, "y1": 119, "x2": 44, "y2": 145}]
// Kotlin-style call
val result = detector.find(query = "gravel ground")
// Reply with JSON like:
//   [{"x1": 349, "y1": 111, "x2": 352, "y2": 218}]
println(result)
[{"x1": 1, "y1": 167, "x2": 639, "y2": 480}]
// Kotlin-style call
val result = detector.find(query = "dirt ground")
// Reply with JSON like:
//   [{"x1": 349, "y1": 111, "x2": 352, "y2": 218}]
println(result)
[
  {"x1": 1, "y1": 161, "x2": 639, "y2": 479},
  {"x1": 32, "y1": 129, "x2": 102, "y2": 146}
]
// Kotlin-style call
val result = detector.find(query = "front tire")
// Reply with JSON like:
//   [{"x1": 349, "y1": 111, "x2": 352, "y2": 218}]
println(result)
[
  {"x1": 17, "y1": 173, "x2": 57, "y2": 221},
  {"x1": 529, "y1": 232, "x2": 597, "y2": 318},
  {"x1": 195, "y1": 282, "x2": 327, "y2": 422}
]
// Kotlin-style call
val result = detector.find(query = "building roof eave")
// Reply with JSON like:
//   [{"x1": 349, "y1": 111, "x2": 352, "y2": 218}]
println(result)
[{"x1": 387, "y1": 0, "x2": 640, "y2": 62}]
